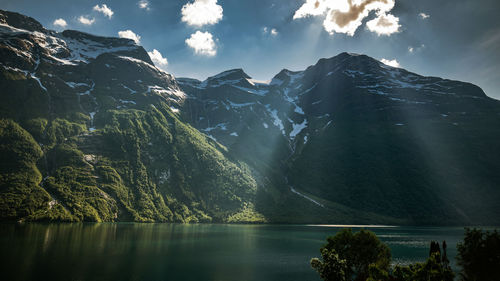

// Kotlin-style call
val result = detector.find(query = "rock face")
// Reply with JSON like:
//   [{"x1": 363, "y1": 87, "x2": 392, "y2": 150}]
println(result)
[
  {"x1": 1, "y1": 10, "x2": 500, "y2": 224},
  {"x1": 0, "y1": 10, "x2": 263, "y2": 223},
  {"x1": 178, "y1": 53, "x2": 500, "y2": 225}
]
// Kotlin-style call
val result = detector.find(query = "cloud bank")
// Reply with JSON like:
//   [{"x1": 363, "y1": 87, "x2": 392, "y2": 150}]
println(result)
[
  {"x1": 293, "y1": 0, "x2": 400, "y2": 36},
  {"x1": 366, "y1": 12, "x2": 400, "y2": 35},
  {"x1": 185, "y1": 31, "x2": 217, "y2": 56},
  {"x1": 53, "y1": 18, "x2": 67, "y2": 28},
  {"x1": 78, "y1": 16, "x2": 95, "y2": 25},
  {"x1": 148, "y1": 49, "x2": 168, "y2": 68},
  {"x1": 118, "y1": 30, "x2": 141, "y2": 44},
  {"x1": 93, "y1": 4, "x2": 114, "y2": 19},
  {"x1": 181, "y1": 0, "x2": 223, "y2": 27},
  {"x1": 380, "y1": 58, "x2": 400, "y2": 67}
]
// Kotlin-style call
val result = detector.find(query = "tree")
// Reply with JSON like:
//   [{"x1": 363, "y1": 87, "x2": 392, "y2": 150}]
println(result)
[
  {"x1": 312, "y1": 229, "x2": 391, "y2": 281},
  {"x1": 368, "y1": 242, "x2": 454, "y2": 281},
  {"x1": 312, "y1": 229, "x2": 455, "y2": 281},
  {"x1": 311, "y1": 248, "x2": 348, "y2": 281},
  {"x1": 457, "y1": 228, "x2": 500, "y2": 281},
  {"x1": 389, "y1": 252, "x2": 454, "y2": 281}
]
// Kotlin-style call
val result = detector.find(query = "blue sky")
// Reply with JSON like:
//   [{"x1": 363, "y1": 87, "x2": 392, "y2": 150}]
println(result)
[{"x1": 2, "y1": 0, "x2": 500, "y2": 99}]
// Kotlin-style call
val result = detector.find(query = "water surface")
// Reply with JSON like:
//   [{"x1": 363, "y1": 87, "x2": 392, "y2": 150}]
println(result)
[{"x1": 0, "y1": 223, "x2": 466, "y2": 281}]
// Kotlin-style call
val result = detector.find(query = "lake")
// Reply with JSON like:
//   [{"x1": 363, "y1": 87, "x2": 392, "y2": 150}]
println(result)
[{"x1": 0, "y1": 223, "x2": 467, "y2": 281}]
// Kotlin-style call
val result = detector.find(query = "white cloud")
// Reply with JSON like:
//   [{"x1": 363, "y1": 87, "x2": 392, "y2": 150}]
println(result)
[
  {"x1": 419, "y1": 12, "x2": 430, "y2": 19},
  {"x1": 148, "y1": 49, "x2": 168, "y2": 68},
  {"x1": 408, "y1": 44, "x2": 425, "y2": 53},
  {"x1": 93, "y1": 4, "x2": 114, "y2": 19},
  {"x1": 53, "y1": 18, "x2": 67, "y2": 28},
  {"x1": 181, "y1": 0, "x2": 223, "y2": 27},
  {"x1": 380, "y1": 58, "x2": 400, "y2": 67},
  {"x1": 138, "y1": 0, "x2": 150, "y2": 10},
  {"x1": 366, "y1": 12, "x2": 400, "y2": 35},
  {"x1": 293, "y1": 0, "x2": 400, "y2": 36},
  {"x1": 263, "y1": 27, "x2": 278, "y2": 36},
  {"x1": 78, "y1": 16, "x2": 95, "y2": 25},
  {"x1": 262, "y1": 26, "x2": 279, "y2": 36},
  {"x1": 118, "y1": 30, "x2": 141, "y2": 44},
  {"x1": 185, "y1": 31, "x2": 217, "y2": 56}
]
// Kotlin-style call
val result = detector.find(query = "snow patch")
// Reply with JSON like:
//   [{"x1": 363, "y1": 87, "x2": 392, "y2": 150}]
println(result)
[
  {"x1": 290, "y1": 187, "x2": 324, "y2": 208},
  {"x1": 203, "y1": 123, "x2": 228, "y2": 132},
  {"x1": 266, "y1": 105, "x2": 285, "y2": 135},
  {"x1": 227, "y1": 101, "x2": 255, "y2": 108},
  {"x1": 232, "y1": 85, "x2": 269, "y2": 96},
  {"x1": 65, "y1": 81, "x2": 89, "y2": 88},
  {"x1": 119, "y1": 99, "x2": 136, "y2": 105},
  {"x1": 290, "y1": 119, "x2": 308, "y2": 139},
  {"x1": 121, "y1": 84, "x2": 137, "y2": 94}
]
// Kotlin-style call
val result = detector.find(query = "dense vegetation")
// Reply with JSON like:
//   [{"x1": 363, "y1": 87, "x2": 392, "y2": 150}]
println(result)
[
  {"x1": 312, "y1": 228, "x2": 499, "y2": 281},
  {"x1": 456, "y1": 228, "x2": 500, "y2": 281},
  {"x1": 311, "y1": 229, "x2": 391, "y2": 281},
  {"x1": 0, "y1": 8, "x2": 269, "y2": 223},
  {"x1": 0, "y1": 101, "x2": 265, "y2": 222}
]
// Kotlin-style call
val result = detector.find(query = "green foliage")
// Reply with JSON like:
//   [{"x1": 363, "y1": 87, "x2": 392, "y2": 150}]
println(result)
[
  {"x1": 311, "y1": 248, "x2": 348, "y2": 281},
  {"x1": 457, "y1": 228, "x2": 500, "y2": 281},
  {"x1": 387, "y1": 252, "x2": 454, "y2": 281},
  {"x1": 0, "y1": 99, "x2": 262, "y2": 223},
  {"x1": 320, "y1": 229, "x2": 391, "y2": 281},
  {"x1": 226, "y1": 202, "x2": 267, "y2": 223},
  {"x1": 43, "y1": 118, "x2": 87, "y2": 148},
  {"x1": 0, "y1": 119, "x2": 63, "y2": 221},
  {"x1": 313, "y1": 229, "x2": 455, "y2": 281}
]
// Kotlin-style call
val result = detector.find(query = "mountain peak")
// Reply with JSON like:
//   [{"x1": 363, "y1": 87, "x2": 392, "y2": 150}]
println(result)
[
  {"x1": 270, "y1": 69, "x2": 303, "y2": 86},
  {"x1": 0, "y1": 9, "x2": 45, "y2": 33},
  {"x1": 61, "y1": 30, "x2": 138, "y2": 47},
  {"x1": 208, "y1": 68, "x2": 251, "y2": 81},
  {"x1": 198, "y1": 68, "x2": 253, "y2": 88}
]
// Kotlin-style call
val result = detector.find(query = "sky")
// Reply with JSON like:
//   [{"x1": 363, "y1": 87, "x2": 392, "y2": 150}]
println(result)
[{"x1": 2, "y1": 0, "x2": 500, "y2": 99}]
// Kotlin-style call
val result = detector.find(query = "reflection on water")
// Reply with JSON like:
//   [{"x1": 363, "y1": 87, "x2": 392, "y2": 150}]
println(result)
[{"x1": 0, "y1": 224, "x2": 467, "y2": 281}]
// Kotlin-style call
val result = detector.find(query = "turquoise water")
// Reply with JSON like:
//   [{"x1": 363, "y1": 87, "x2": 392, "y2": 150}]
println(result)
[{"x1": 0, "y1": 224, "x2": 466, "y2": 281}]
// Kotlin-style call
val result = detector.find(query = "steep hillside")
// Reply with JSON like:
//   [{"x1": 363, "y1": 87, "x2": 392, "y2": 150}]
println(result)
[
  {"x1": 1, "y1": 10, "x2": 500, "y2": 225},
  {"x1": 0, "y1": 10, "x2": 264, "y2": 223},
  {"x1": 178, "y1": 54, "x2": 500, "y2": 225}
]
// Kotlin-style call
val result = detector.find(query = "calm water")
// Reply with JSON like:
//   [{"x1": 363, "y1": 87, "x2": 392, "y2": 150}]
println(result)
[{"x1": 0, "y1": 223, "x2": 467, "y2": 281}]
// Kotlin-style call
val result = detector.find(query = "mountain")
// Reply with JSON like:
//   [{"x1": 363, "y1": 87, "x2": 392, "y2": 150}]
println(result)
[
  {"x1": 1, "y1": 10, "x2": 500, "y2": 224},
  {"x1": 0, "y1": 10, "x2": 264, "y2": 223},
  {"x1": 178, "y1": 54, "x2": 500, "y2": 225}
]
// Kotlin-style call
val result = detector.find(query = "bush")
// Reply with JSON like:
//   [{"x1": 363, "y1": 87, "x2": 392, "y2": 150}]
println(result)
[
  {"x1": 312, "y1": 229, "x2": 391, "y2": 281},
  {"x1": 312, "y1": 229, "x2": 455, "y2": 281},
  {"x1": 457, "y1": 228, "x2": 500, "y2": 281},
  {"x1": 311, "y1": 248, "x2": 348, "y2": 281}
]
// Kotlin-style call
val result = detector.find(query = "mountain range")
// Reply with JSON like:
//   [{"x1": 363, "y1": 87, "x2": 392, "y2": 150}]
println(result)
[{"x1": 1, "y1": 10, "x2": 499, "y2": 225}]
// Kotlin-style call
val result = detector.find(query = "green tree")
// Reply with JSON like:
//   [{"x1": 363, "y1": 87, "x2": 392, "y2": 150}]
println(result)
[
  {"x1": 311, "y1": 248, "x2": 348, "y2": 281},
  {"x1": 313, "y1": 229, "x2": 391, "y2": 281},
  {"x1": 389, "y1": 252, "x2": 454, "y2": 281},
  {"x1": 313, "y1": 229, "x2": 455, "y2": 281},
  {"x1": 457, "y1": 228, "x2": 500, "y2": 281}
]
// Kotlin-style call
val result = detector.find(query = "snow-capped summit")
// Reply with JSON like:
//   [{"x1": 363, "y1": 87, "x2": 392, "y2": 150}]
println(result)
[{"x1": 0, "y1": 9, "x2": 184, "y2": 130}]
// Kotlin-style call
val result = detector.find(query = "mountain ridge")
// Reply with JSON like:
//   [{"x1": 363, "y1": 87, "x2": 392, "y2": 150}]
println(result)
[{"x1": 1, "y1": 10, "x2": 500, "y2": 225}]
